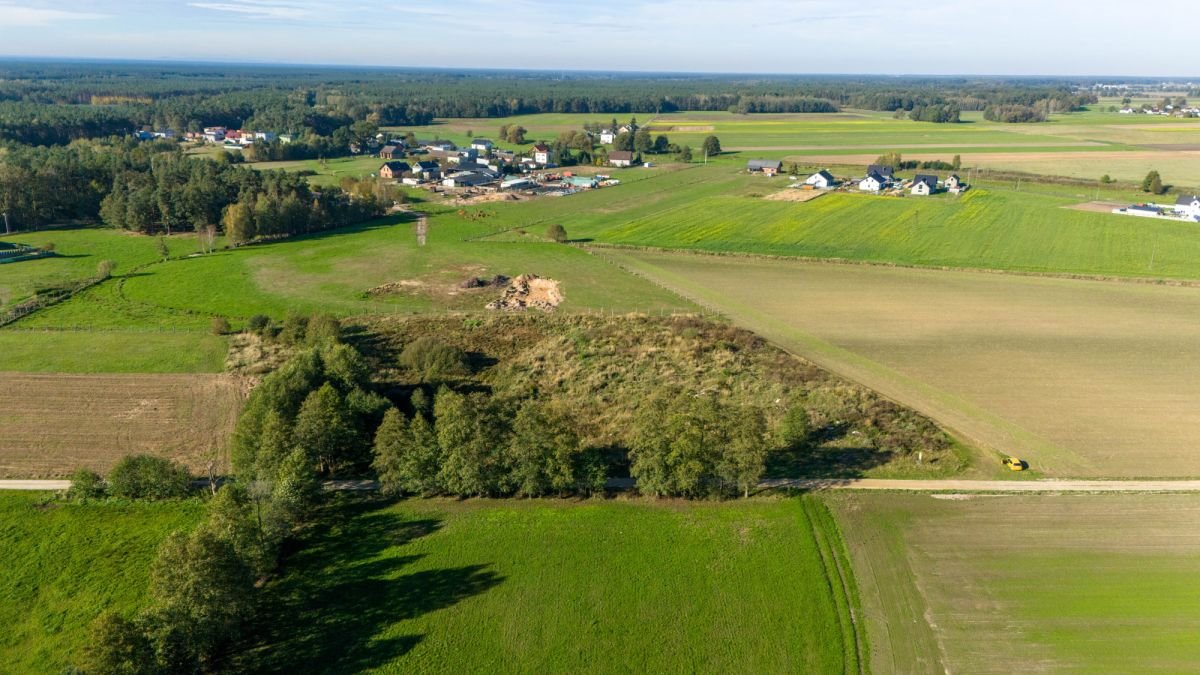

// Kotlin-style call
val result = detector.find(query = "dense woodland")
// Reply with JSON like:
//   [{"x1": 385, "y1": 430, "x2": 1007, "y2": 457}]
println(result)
[{"x1": 0, "y1": 62, "x2": 1108, "y2": 148}]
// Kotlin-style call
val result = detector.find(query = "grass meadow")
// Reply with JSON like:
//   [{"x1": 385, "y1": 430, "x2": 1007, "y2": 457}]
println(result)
[
  {"x1": 605, "y1": 250, "x2": 1200, "y2": 478},
  {"x1": 0, "y1": 492, "x2": 205, "y2": 672},
  {"x1": 245, "y1": 495, "x2": 863, "y2": 674},
  {"x1": 829, "y1": 492, "x2": 1200, "y2": 674}
]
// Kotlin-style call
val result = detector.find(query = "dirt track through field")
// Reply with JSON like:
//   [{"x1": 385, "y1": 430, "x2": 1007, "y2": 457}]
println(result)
[
  {"x1": 785, "y1": 149, "x2": 1200, "y2": 165},
  {"x1": 731, "y1": 142, "x2": 1105, "y2": 151},
  {"x1": 0, "y1": 373, "x2": 248, "y2": 478}
]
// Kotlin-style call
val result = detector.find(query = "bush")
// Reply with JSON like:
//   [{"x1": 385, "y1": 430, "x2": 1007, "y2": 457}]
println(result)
[
  {"x1": 398, "y1": 337, "x2": 469, "y2": 380},
  {"x1": 210, "y1": 316, "x2": 231, "y2": 336},
  {"x1": 67, "y1": 467, "x2": 106, "y2": 500},
  {"x1": 107, "y1": 455, "x2": 191, "y2": 500},
  {"x1": 96, "y1": 260, "x2": 116, "y2": 279},
  {"x1": 247, "y1": 314, "x2": 271, "y2": 333},
  {"x1": 546, "y1": 223, "x2": 568, "y2": 243}
]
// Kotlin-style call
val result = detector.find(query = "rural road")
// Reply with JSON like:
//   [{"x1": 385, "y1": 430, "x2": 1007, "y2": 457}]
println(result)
[{"x1": 8, "y1": 478, "x2": 1200, "y2": 493}]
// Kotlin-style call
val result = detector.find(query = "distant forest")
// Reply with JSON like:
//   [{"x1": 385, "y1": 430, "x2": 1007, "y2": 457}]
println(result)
[{"x1": 0, "y1": 61, "x2": 1109, "y2": 146}]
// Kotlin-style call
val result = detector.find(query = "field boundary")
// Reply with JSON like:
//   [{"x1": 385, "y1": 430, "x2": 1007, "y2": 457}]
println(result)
[{"x1": 580, "y1": 243, "x2": 1200, "y2": 287}]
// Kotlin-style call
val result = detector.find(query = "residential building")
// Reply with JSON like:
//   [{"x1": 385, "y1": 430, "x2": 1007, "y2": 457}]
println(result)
[
  {"x1": 944, "y1": 174, "x2": 962, "y2": 190},
  {"x1": 380, "y1": 145, "x2": 402, "y2": 160},
  {"x1": 747, "y1": 159, "x2": 783, "y2": 176},
  {"x1": 911, "y1": 174, "x2": 938, "y2": 196},
  {"x1": 805, "y1": 170, "x2": 836, "y2": 189},
  {"x1": 379, "y1": 161, "x2": 411, "y2": 180},
  {"x1": 859, "y1": 171, "x2": 887, "y2": 192},
  {"x1": 867, "y1": 164, "x2": 895, "y2": 181},
  {"x1": 608, "y1": 150, "x2": 636, "y2": 167},
  {"x1": 470, "y1": 139, "x2": 495, "y2": 153},
  {"x1": 1176, "y1": 194, "x2": 1200, "y2": 220},
  {"x1": 532, "y1": 143, "x2": 552, "y2": 165},
  {"x1": 411, "y1": 160, "x2": 442, "y2": 181}
]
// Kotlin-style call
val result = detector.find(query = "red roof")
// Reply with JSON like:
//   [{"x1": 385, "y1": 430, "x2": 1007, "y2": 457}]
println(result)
[{"x1": 532, "y1": 143, "x2": 550, "y2": 152}]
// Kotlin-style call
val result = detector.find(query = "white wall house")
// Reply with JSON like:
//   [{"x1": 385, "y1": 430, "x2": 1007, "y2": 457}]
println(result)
[
  {"x1": 532, "y1": 144, "x2": 552, "y2": 165},
  {"x1": 1176, "y1": 194, "x2": 1200, "y2": 221},
  {"x1": 911, "y1": 175, "x2": 938, "y2": 196},
  {"x1": 805, "y1": 170, "x2": 836, "y2": 189},
  {"x1": 858, "y1": 175, "x2": 884, "y2": 192}
]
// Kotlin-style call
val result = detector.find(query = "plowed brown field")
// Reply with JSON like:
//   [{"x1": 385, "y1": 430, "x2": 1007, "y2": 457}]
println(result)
[{"x1": 0, "y1": 373, "x2": 248, "y2": 478}]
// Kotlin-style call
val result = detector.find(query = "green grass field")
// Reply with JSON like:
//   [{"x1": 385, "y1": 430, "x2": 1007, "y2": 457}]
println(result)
[
  {"x1": 0, "y1": 492, "x2": 205, "y2": 672},
  {"x1": 830, "y1": 492, "x2": 1200, "y2": 674},
  {"x1": 247, "y1": 495, "x2": 863, "y2": 674},
  {"x1": 0, "y1": 330, "x2": 227, "y2": 372},
  {"x1": 603, "y1": 250, "x2": 1200, "y2": 478}
]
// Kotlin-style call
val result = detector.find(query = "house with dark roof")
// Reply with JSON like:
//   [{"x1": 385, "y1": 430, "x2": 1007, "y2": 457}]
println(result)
[
  {"x1": 747, "y1": 159, "x2": 783, "y2": 176},
  {"x1": 411, "y1": 160, "x2": 442, "y2": 181},
  {"x1": 380, "y1": 145, "x2": 402, "y2": 160},
  {"x1": 1175, "y1": 194, "x2": 1200, "y2": 220},
  {"x1": 379, "y1": 161, "x2": 411, "y2": 180},
  {"x1": 608, "y1": 150, "x2": 636, "y2": 167},
  {"x1": 945, "y1": 174, "x2": 962, "y2": 190},
  {"x1": 867, "y1": 164, "x2": 895, "y2": 180},
  {"x1": 442, "y1": 171, "x2": 497, "y2": 189},
  {"x1": 805, "y1": 170, "x2": 836, "y2": 188},
  {"x1": 911, "y1": 174, "x2": 939, "y2": 196},
  {"x1": 470, "y1": 139, "x2": 494, "y2": 153},
  {"x1": 859, "y1": 170, "x2": 889, "y2": 192}
]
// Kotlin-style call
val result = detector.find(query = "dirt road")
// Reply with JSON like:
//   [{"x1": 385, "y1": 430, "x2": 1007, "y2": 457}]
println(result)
[{"x1": 6, "y1": 478, "x2": 1200, "y2": 493}]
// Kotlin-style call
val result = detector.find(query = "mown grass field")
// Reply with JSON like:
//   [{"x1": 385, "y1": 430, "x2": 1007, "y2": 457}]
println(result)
[
  {"x1": 0, "y1": 492, "x2": 205, "y2": 672},
  {"x1": 0, "y1": 330, "x2": 227, "y2": 372},
  {"x1": 247, "y1": 495, "x2": 863, "y2": 674},
  {"x1": 829, "y1": 492, "x2": 1200, "y2": 674},
  {"x1": 606, "y1": 250, "x2": 1200, "y2": 478}
]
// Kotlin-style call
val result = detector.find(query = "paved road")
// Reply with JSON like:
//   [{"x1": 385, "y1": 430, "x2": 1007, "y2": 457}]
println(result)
[{"x1": 7, "y1": 478, "x2": 1200, "y2": 493}]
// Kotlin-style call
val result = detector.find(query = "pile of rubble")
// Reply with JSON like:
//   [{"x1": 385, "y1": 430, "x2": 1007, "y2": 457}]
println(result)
[{"x1": 486, "y1": 274, "x2": 563, "y2": 312}]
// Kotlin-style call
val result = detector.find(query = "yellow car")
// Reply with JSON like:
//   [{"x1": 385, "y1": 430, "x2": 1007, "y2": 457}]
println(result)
[{"x1": 1002, "y1": 457, "x2": 1026, "y2": 471}]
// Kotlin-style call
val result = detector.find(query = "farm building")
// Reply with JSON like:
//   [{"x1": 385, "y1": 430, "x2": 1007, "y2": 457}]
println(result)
[
  {"x1": 805, "y1": 170, "x2": 836, "y2": 188},
  {"x1": 379, "y1": 161, "x2": 411, "y2": 180},
  {"x1": 411, "y1": 160, "x2": 442, "y2": 181},
  {"x1": 945, "y1": 174, "x2": 962, "y2": 190},
  {"x1": 470, "y1": 139, "x2": 494, "y2": 152},
  {"x1": 442, "y1": 171, "x2": 496, "y2": 189},
  {"x1": 747, "y1": 160, "x2": 783, "y2": 176},
  {"x1": 532, "y1": 144, "x2": 552, "y2": 166},
  {"x1": 424, "y1": 140, "x2": 457, "y2": 152},
  {"x1": 600, "y1": 124, "x2": 637, "y2": 145},
  {"x1": 911, "y1": 174, "x2": 938, "y2": 196},
  {"x1": 380, "y1": 145, "x2": 402, "y2": 159},
  {"x1": 608, "y1": 151, "x2": 636, "y2": 167},
  {"x1": 1175, "y1": 194, "x2": 1200, "y2": 221}
]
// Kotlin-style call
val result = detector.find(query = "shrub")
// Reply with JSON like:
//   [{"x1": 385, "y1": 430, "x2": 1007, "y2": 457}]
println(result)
[
  {"x1": 107, "y1": 454, "x2": 191, "y2": 500},
  {"x1": 547, "y1": 223, "x2": 568, "y2": 243},
  {"x1": 398, "y1": 337, "x2": 469, "y2": 380},
  {"x1": 247, "y1": 314, "x2": 271, "y2": 333},
  {"x1": 67, "y1": 467, "x2": 106, "y2": 500},
  {"x1": 210, "y1": 316, "x2": 231, "y2": 335},
  {"x1": 96, "y1": 260, "x2": 116, "y2": 279},
  {"x1": 305, "y1": 313, "x2": 342, "y2": 345}
]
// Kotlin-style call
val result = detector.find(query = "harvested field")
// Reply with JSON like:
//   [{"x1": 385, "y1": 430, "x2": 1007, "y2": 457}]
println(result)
[
  {"x1": 764, "y1": 189, "x2": 827, "y2": 202},
  {"x1": 0, "y1": 373, "x2": 248, "y2": 478},
  {"x1": 830, "y1": 493, "x2": 1200, "y2": 673},
  {"x1": 608, "y1": 251, "x2": 1200, "y2": 478}
]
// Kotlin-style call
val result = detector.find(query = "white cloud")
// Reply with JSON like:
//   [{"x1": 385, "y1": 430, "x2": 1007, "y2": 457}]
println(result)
[
  {"x1": 0, "y1": 2, "x2": 108, "y2": 26},
  {"x1": 187, "y1": 1, "x2": 315, "y2": 20}
]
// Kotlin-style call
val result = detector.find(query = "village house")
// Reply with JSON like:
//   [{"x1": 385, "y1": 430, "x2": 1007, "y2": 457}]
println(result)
[
  {"x1": 380, "y1": 145, "x2": 402, "y2": 160},
  {"x1": 805, "y1": 170, "x2": 836, "y2": 189},
  {"x1": 867, "y1": 164, "x2": 895, "y2": 181},
  {"x1": 608, "y1": 150, "x2": 636, "y2": 168},
  {"x1": 747, "y1": 159, "x2": 782, "y2": 176},
  {"x1": 944, "y1": 174, "x2": 962, "y2": 190},
  {"x1": 1176, "y1": 194, "x2": 1200, "y2": 221},
  {"x1": 379, "y1": 161, "x2": 411, "y2": 180},
  {"x1": 859, "y1": 170, "x2": 888, "y2": 192},
  {"x1": 911, "y1": 174, "x2": 938, "y2": 196},
  {"x1": 532, "y1": 143, "x2": 553, "y2": 166},
  {"x1": 600, "y1": 123, "x2": 638, "y2": 145},
  {"x1": 411, "y1": 160, "x2": 442, "y2": 181},
  {"x1": 470, "y1": 138, "x2": 494, "y2": 153}
]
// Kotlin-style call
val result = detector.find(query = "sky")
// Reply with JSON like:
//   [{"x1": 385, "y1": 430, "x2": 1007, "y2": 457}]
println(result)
[{"x1": 0, "y1": 0, "x2": 1194, "y2": 77}]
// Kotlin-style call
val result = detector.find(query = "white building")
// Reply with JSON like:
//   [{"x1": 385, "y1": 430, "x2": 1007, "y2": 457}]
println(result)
[
  {"x1": 911, "y1": 174, "x2": 938, "y2": 196},
  {"x1": 858, "y1": 174, "x2": 884, "y2": 192},
  {"x1": 532, "y1": 143, "x2": 552, "y2": 166},
  {"x1": 1176, "y1": 194, "x2": 1200, "y2": 221},
  {"x1": 805, "y1": 170, "x2": 836, "y2": 189}
]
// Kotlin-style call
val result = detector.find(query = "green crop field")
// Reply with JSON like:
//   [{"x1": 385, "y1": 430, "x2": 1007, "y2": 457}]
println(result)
[
  {"x1": 0, "y1": 493, "x2": 205, "y2": 672},
  {"x1": 604, "y1": 250, "x2": 1200, "y2": 478},
  {"x1": 829, "y1": 492, "x2": 1200, "y2": 674},
  {"x1": 0, "y1": 330, "x2": 227, "y2": 373},
  {"x1": 247, "y1": 495, "x2": 864, "y2": 674}
]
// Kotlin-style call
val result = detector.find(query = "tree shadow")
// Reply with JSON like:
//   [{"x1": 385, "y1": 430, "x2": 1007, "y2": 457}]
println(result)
[
  {"x1": 764, "y1": 424, "x2": 894, "y2": 480},
  {"x1": 241, "y1": 496, "x2": 503, "y2": 673}
]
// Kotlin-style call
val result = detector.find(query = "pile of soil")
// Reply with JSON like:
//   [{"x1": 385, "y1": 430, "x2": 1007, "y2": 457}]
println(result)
[
  {"x1": 486, "y1": 274, "x2": 563, "y2": 312},
  {"x1": 367, "y1": 279, "x2": 426, "y2": 296},
  {"x1": 459, "y1": 275, "x2": 509, "y2": 289}
]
